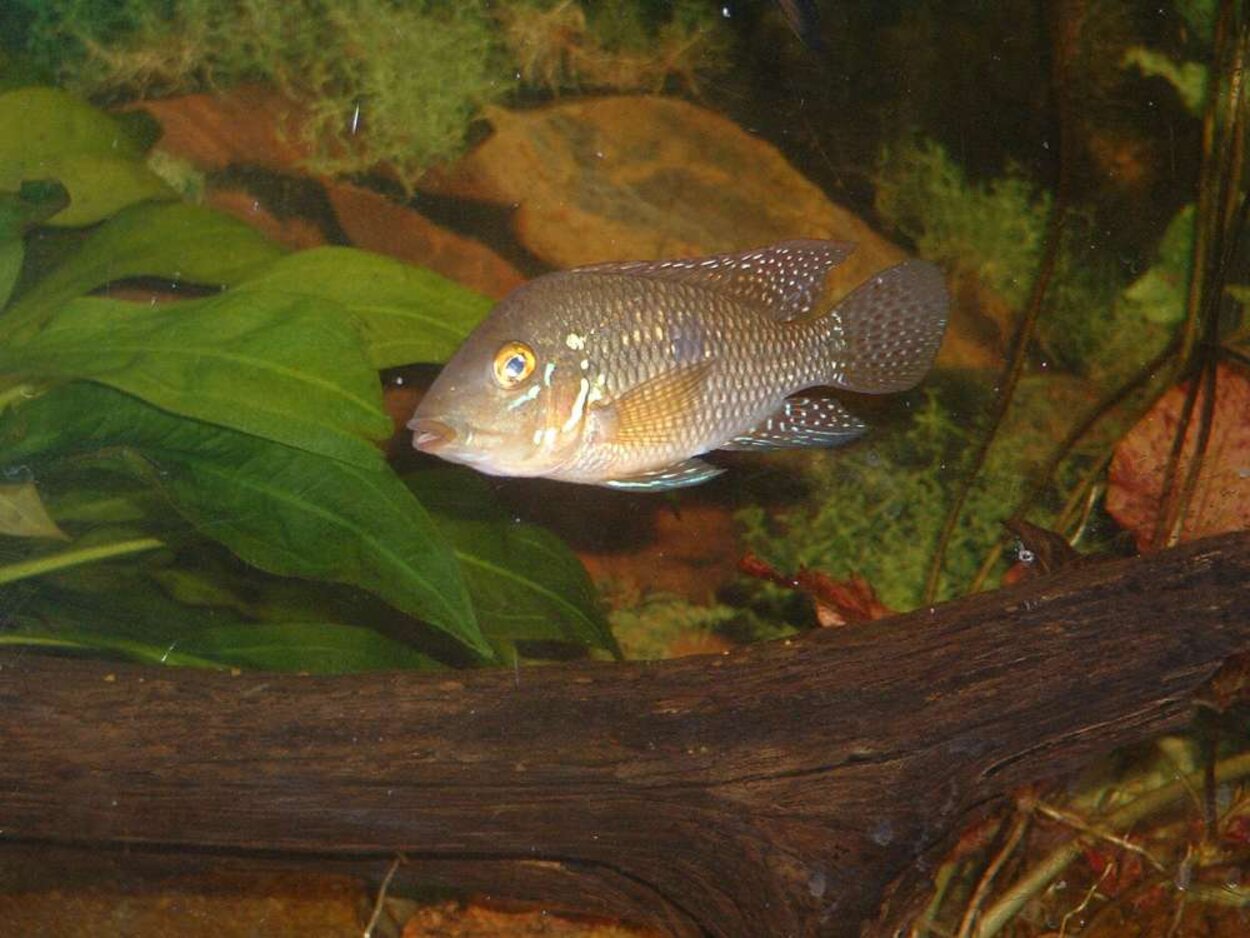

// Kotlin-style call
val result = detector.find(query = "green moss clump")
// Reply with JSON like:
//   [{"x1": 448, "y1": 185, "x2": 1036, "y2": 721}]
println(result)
[
  {"x1": 735, "y1": 377, "x2": 1106, "y2": 612},
  {"x1": 601, "y1": 579, "x2": 791, "y2": 660},
  {"x1": 14, "y1": 0, "x2": 510, "y2": 184},
  {"x1": 875, "y1": 137, "x2": 1172, "y2": 381},
  {"x1": 12, "y1": 0, "x2": 730, "y2": 184},
  {"x1": 876, "y1": 138, "x2": 1050, "y2": 309},
  {"x1": 499, "y1": 0, "x2": 729, "y2": 95}
]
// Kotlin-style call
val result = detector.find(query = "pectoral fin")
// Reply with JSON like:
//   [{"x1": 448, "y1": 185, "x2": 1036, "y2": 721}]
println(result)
[
  {"x1": 720, "y1": 396, "x2": 867, "y2": 451},
  {"x1": 599, "y1": 360, "x2": 713, "y2": 447},
  {"x1": 601, "y1": 458, "x2": 724, "y2": 491}
]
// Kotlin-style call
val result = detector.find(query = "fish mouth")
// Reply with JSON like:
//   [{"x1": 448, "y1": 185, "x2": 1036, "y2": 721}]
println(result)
[{"x1": 408, "y1": 417, "x2": 457, "y2": 453}]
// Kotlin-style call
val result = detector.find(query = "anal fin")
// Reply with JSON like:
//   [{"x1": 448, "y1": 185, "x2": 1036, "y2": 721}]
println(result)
[
  {"x1": 720, "y1": 396, "x2": 867, "y2": 451},
  {"x1": 601, "y1": 458, "x2": 724, "y2": 491}
]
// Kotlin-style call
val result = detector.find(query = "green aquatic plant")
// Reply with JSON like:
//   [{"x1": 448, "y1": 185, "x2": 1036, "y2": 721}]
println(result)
[
  {"x1": 875, "y1": 137, "x2": 1171, "y2": 381},
  {"x1": 12, "y1": 0, "x2": 510, "y2": 183},
  {"x1": 736, "y1": 379, "x2": 1104, "y2": 612},
  {"x1": 10, "y1": 0, "x2": 730, "y2": 183},
  {"x1": 607, "y1": 591, "x2": 741, "y2": 661},
  {"x1": 876, "y1": 138, "x2": 1050, "y2": 309},
  {"x1": 499, "y1": 0, "x2": 730, "y2": 94},
  {"x1": 0, "y1": 87, "x2": 616, "y2": 671}
]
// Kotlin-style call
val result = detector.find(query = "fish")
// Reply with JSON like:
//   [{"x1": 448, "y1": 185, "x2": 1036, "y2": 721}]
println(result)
[{"x1": 409, "y1": 239, "x2": 948, "y2": 491}]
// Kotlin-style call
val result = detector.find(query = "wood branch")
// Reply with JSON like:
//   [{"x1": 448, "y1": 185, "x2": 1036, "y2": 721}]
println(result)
[{"x1": 3, "y1": 532, "x2": 1250, "y2": 936}]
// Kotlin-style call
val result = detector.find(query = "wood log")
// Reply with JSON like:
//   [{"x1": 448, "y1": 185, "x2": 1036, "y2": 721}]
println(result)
[{"x1": 3, "y1": 532, "x2": 1250, "y2": 936}]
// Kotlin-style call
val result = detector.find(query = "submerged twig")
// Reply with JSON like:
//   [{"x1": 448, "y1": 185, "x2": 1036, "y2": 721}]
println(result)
[
  {"x1": 973, "y1": 751, "x2": 1250, "y2": 938},
  {"x1": 1153, "y1": 1, "x2": 1248, "y2": 547},
  {"x1": 923, "y1": 1, "x2": 1081, "y2": 603}
]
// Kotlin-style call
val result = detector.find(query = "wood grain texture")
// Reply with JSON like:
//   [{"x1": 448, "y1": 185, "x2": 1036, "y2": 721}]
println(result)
[{"x1": 3, "y1": 532, "x2": 1250, "y2": 936}]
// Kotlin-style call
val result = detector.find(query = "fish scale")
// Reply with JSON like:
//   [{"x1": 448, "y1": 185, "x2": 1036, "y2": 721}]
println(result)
[{"x1": 410, "y1": 240, "x2": 948, "y2": 490}]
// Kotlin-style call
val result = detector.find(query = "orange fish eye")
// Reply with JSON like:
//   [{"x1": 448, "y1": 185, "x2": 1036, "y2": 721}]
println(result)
[{"x1": 492, "y1": 341, "x2": 537, "y2": 389}]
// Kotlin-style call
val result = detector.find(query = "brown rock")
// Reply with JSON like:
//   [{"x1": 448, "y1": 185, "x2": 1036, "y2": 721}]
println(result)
[
  {"x1": 134, "y1": 86, "x2": 310, "y2": 173},
  {"x1": 327, "y1": 182, "x2": 524, "y2": 300},
  {"x1": 421, "y1": 96, "x2": 993, "y2": 370},
  {"x1": 421, "y1": 98, "x2": 905, "y2": 285},
  {"x1": 206, "y1": 188, "x2": 326, "y2": 252}
]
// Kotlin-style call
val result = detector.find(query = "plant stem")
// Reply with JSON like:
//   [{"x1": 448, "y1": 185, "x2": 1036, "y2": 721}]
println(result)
[
  {"x1": 974, "y1": 751, "x2": 1250, "y2": 937},
  {"x1": 0, "y1": 536, "x2": 164, "y2": 586}
]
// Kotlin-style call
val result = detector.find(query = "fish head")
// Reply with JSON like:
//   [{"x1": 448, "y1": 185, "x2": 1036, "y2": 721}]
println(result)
[{"x1": 409, "y1": 286, "x2": 598, "y2": 478}]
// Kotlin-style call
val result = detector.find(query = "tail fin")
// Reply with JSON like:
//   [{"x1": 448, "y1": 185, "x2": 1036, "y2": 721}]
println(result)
[{"x1": 828, "y1": 260, "x2": 948, "y2": 393}]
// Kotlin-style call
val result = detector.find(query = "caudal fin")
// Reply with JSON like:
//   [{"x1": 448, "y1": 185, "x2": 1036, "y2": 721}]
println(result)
[{"x1": 829, "y1": 260, "x2": 948, "y2": 394}]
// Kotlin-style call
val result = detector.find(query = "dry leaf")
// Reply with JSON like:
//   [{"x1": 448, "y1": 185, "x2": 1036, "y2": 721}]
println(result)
[{"x1": 1106, "y1": 364, "x2": 1250, "y2": 549}]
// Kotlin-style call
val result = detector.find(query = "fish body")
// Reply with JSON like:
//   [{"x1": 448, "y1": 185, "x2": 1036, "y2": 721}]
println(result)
[{"x1": 410, "y1": 240, "x2": 948, "y2": 490}]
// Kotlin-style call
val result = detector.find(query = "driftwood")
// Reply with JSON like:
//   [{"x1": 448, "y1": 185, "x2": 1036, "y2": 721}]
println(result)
[{"x1": 2, "y1": 532, "x2": 1250, "y2": 936}]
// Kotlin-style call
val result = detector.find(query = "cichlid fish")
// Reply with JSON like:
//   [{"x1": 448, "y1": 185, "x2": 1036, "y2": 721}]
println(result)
[{"x1": 410, "y1": 240, "x2": 948, "y2": 491}]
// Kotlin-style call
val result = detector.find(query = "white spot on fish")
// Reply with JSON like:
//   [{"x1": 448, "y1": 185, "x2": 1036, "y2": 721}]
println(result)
[
  {"x1": 579, "y1": 358, "x2": 590, "y2": 371},
  {"x1": 564, "y1": 332, "x2": 585, "y2": 350},
  {"x1": 543, "y1": 362, "x2": 557, "y2": 386}
]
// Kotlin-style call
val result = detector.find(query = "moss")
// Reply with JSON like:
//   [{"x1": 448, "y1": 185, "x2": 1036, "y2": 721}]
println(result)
[
  {"x1": 499, "y1": 0, "x2": 729, "y2": 95},
  {"x1": 12, "y1": 0, "x2": 730, "y2": 184},
  {"x1": 735, "y1": 376, "x2": 1109, "y2": 612},
  {"x1": 875, "y1": 137, "x2": 1172, "y2": 382},
  {"x1": 605, "y1": 590, "x2": 740, "y2": 661},
  {"x1": 13, "y1": 0, "x2": 510, "y2": 184},
  {"x1": 876, "y1": 138, "x2": 1050, "y2": 309}
]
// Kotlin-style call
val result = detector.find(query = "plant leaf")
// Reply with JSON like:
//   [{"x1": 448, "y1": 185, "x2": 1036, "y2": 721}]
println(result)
[
  {"x1": 0, "y1": 481, "x2": 68, "y2": 539},
  {"x1": 0, "y1": 180, "x2": 71, "y2": 309},
  {"x1": 0, "y1": 239, "x2": 19, "y2": 310},
  {"x1": 0, "y1": 87, "x2": 173, "y2": 226},
  {"x1": 1, "y1": 291, "x2": 392, "y2": 468},
  {"x1": 3, "y1": 200, "x2": 286, "y2": 335},
  {"x1": 2, "y1": 383, "x2": 487, "y2": 656},
  {"x1": 235, "y1": 246, "x2": 491, "y2": 367},
  {"x1": 174, "y1": 622, "x2": 440, "y2": 672},
  {"x1": 408, "y1": 470, "x2": 618, "y2": 656}
]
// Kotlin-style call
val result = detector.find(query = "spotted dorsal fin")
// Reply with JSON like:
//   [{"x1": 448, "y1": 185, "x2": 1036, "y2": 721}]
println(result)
[
  {"x1": 572, "y1": 240, "x2": 856, "y2": 322},
  {"x1": 597, "y1": 360, "x2": 713, "y2": 447}
]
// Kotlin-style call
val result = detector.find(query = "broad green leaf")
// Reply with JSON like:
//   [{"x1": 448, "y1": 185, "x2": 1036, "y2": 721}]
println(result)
[
  {"x1": 0, "y1": 631, "x2": 223, "y2": 669},
  {"x1": 0, "y1": 87, "x2": 172, "y2": 226},
  {"x1": 3, "y1": 200, "x2": 286, "y2": 335},
  {"x1": 3, "y1": 383, "x2": 487, "y2": 656},
  {"x1": 0, "y1": 622, "x2": 437, "y2": 673},
  {"x1": 0, "y1": 239, "x2": 19, "y2": 309},
  {"x1": 174, "y1": 622, "x2": 439, "y2": 672},
  {"x1": 0, "y1": 481, "x2": 67, "y2": 539},
  {"x1": 1, "y1": 291, "x2": 391, "y2": 468},
  {"x1": 236, "y1": 247, "x2": 492, "y2": 367},
  {"x1": 408, "y1": 469, "x2": 618, "y2": 656},
  {"x1": 0, "y1": 180, "x2": 70, "y2": 308}
]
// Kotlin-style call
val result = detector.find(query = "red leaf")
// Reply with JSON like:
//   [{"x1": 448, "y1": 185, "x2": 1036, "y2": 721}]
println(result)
[{"x1": 1106, "y1": 364, "x2": 1250, "y2": 550}]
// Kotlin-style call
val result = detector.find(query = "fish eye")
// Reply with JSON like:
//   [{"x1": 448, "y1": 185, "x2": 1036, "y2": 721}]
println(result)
[{"x1": 492, "y1": 341, "x2": 537, "y2": 389}]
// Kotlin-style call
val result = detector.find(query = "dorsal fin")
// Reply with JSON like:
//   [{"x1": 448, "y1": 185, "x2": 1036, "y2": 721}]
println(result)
[{"x1": 572, "y1": 240, "x2": 857, "y2": 322}]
